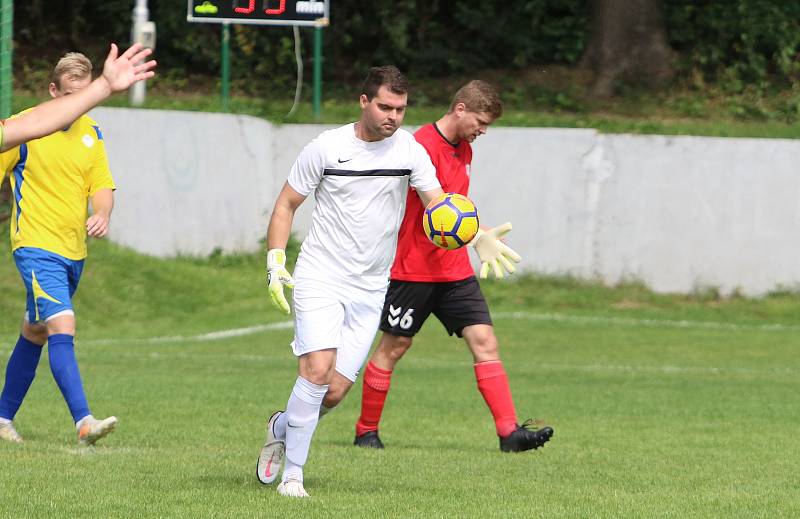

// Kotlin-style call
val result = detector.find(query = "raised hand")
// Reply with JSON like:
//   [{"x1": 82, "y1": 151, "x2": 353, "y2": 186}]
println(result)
[{"x1": 101, "y1": 43, "x2": 157, "y2": 93}]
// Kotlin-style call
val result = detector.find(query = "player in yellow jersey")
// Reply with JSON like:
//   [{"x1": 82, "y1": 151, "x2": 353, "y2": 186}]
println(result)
[
  {"x1": 0, "y1": 42, "x2": 155, "y2": 153},
  {"x1": 0, "y1": 47, "x2": 154, "y2": 445}
]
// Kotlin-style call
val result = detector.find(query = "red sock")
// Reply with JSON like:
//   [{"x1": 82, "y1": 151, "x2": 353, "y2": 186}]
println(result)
[
  {"x1": 474, "y1": 360, "x2": 518, "y2": 438},
  {"x1": 355, "y1": 362, "x2": 393, "y2": 436}
]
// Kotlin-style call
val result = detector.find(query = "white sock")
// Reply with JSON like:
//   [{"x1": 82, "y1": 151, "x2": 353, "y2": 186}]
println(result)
[
  {"x1": 274, "y1": 411, "x2": 287, "y2": 440},
  {"x1": 282, "y1": 376, "x2": 328, "y2": 483},
  {"x1": 0, "y1": 417, "x2": 11, "y2": 425},
  {"x1": 75, "y1": 414, "x2": 94, "y2": 431},
  {"x1": 282, "y1": 460, "x2": 304, "y2": 483}
]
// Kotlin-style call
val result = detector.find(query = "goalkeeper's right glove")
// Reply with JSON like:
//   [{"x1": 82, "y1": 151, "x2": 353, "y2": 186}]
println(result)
[
  {"x1": 469, "y1": 222, "x2": 522, "y2": 279},
  {"x1": 267, "y1": 248, "x2": 295, "y2": 315}
]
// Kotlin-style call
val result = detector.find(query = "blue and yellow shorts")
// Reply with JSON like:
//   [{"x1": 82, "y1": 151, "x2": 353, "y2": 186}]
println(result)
[{"x1": 13, "y1": 247, "x2": 85, "y2": 323}]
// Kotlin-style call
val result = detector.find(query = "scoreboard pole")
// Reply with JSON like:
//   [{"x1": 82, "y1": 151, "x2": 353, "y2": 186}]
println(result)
[
  {"x1": 221, "y1": 22, "x2": 230, "y2": 112},
  {"x1": 187, "y1": 0, "x2": 330, "y2": 117},
  {"x1": 313, "y1": 26, "x2": 322, "y2": 120}
]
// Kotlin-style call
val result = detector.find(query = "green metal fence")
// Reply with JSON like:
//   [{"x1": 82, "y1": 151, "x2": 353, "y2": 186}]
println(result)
[{"x1": 0, "y1": 0, "x2": 12, "y2": 119}]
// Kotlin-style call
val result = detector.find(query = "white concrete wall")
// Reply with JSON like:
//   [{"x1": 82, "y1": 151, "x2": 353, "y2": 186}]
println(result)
[
  {"x1": 90, "y1": 107, "x2": 800, "y2": 295},
  {"x1": 597, "y1": 134, "x2": 800, "y2": 294},
  {"x1": 94, "y1": 108, "x2": 275, "y2": 256}
]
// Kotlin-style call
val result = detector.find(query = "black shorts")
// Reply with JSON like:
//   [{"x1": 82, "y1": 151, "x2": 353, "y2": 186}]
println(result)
[{"x1": 378, "y1": 277, "x2": 492, "y2": 338}]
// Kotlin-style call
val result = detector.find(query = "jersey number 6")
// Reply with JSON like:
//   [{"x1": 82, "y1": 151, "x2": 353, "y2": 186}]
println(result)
[{"x1": 388, "y1": 307, "x2": 414, "y2": 329}]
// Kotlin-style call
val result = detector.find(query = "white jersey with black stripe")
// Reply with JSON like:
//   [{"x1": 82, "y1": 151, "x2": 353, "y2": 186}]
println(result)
[{"x1": 288, "y1": 123, "x2": 440, "y2": 290}]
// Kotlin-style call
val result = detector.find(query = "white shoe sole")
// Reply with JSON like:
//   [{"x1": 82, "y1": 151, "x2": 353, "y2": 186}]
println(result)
[
  {"x1": 0, "y1": 425, "x2": 23, "y2": 443},
  {"x1": 277, "y1": 480, "x2": 309, "y2": 498},
  {"x1": 78, "y1": 416, "x2": 118, "y2": 446},
  {"x1": 256, "y1": 411, "x2": 285, "y2": 484}
]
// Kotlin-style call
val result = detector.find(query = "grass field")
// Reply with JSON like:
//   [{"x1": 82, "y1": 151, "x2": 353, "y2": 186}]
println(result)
[{"x1": 0, "y1": 240, "x2": 799, "y2": 518}]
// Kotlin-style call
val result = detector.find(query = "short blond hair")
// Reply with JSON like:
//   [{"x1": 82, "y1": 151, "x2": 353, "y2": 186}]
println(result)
[
  {"x1": 52, "y1": 53, "x2": 93, "y2": 89},
  {"x1": 449, "y1": 80, "x2": 503, "y2": 119}
]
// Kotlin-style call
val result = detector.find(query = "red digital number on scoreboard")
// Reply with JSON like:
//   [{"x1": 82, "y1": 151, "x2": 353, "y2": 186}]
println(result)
[{"x1": 232, "y1": 0, "x2": 286, "y2": 15}]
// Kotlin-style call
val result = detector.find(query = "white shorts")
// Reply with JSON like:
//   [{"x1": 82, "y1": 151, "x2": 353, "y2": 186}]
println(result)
[{"x1": 291, "y1": 277, "x2": 385, "y2": 382}]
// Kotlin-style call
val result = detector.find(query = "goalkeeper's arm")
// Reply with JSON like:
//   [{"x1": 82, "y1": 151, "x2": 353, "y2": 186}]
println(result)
[
  {"x1": 266, "y1": 182, "x2": 307, "y2": 314},
  {"x1": 469, "y1": 222, "x2": 522, "y2": 279}
]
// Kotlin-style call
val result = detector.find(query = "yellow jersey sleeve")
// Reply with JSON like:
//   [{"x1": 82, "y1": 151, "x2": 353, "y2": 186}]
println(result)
[
  {"x1": 0, "y1": 112, "x2": 26, "y2": 174},
  {"x1": 86, "y1": 125, "x2": 115, "y2": 195},
  {"x1": 0, "y1": 136, "x2": 20, "y2": 176}
]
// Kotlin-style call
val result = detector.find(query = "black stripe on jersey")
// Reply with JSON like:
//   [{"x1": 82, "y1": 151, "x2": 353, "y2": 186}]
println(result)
[{"x1": 323, "y1": 168, "x2": 411, "y2": 177}]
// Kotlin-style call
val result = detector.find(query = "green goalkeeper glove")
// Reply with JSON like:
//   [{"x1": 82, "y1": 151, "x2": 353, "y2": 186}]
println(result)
[
  {"x1": 470, "y1": 222, "x2": 522, "y2": 279},
  {"x1": 267, "y1": 249, "x2": 295, "y2": 315}
]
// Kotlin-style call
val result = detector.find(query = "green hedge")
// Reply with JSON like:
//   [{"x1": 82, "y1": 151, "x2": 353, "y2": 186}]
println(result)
[
  {"x1": 666, "y1": 0, "x2": 800, "y2": 88},
  {"x1": 11, "y1": 1, "x2": 800, "y2": 89},
  {"x1": 11, "y1": 1, "x2": 584, "y2": 90}
]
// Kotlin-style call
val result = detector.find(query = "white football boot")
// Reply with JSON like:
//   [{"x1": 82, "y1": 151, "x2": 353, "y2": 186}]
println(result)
[
  {"x1": 77, "y1": 415, "x2": 118, "y2": 446},
  {"x1": 277, "y1": 478, "x2": 309, "y2": 498},
  {"x1": 256, "y1": 411, "x2": 285, "y2": 484},
  {"x1": 0, "y1": 420, "x2": 23, "y2": 443}
]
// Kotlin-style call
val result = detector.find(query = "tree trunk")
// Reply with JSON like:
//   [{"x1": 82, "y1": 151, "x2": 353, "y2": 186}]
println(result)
[{"x1": 580, "y1": 0, "x2": 674, "y2": 97}]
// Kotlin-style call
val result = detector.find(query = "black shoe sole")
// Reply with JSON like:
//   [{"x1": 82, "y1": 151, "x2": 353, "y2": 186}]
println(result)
[
  {"x1": 354, "y1": 433, "x2": 385, "y2": 449},
  {"x1": 500, "y1": 426, "x2": 554, "y2": 453}
]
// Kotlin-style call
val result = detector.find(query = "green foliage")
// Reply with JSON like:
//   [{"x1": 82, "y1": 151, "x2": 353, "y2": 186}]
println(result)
[
  {"x1": 453, "y1": 0, "x2": 587, "y2": 67},
  {"x1": 326, "y1": 0, "x2": 587, "y2": 78},
  {"x1": 10, "y1": 0, "x2": 800, "y2": 123},
  {"x1": 12, "y1": 0, "x2": 800, "y2": 92},
  {"x1": 666, "y1": 0, "x2": 800, "y2": 87},
  {"x1": 13, "y1": 0, "x2": 130, "y2": 60},
  {"x1": 13, "y1": 1, "x2": 587, "y2": 87}
]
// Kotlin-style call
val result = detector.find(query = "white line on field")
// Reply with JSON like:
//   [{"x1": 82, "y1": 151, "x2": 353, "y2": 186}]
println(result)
[
  {"x1": 96, "y1": 349, "x2": 798, "y2": 377},
  {"x1": 405, "y1": 357, "x2": 797, "y2": 376},
  {"x1": 492, "y1": 311, "x2": 800, "y2": 332},
  {"x1": 6, "y1": 311, "x2": 781, "y2": 378},
  {"x1": 4, "y1": 310, "x2": 789, "y2": 350},
  {"x1": 80, "y1": 321, "x2": 294, "y2": 345},
  {"x1": 524, "y1": 362, "x2": 797, "y2": 376}
]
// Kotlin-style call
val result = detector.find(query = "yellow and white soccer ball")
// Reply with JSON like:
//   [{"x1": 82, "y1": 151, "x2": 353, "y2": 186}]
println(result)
[{"x1": 422, "y1": 193, "x2": 479, "y2": 250}]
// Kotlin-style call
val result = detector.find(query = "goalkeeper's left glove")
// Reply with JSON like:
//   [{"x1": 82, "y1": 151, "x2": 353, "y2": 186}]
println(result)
[
  {"x1": 470, "y1": 222, "x2": 522, "y2": 279},
  {"x1": 267, "y1": 248, "x2": 295, "y2": 315}
]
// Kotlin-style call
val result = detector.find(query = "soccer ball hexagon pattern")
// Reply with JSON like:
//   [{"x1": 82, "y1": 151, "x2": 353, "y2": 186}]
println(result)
[{"x1": 422, "y1": 193, "x2": 479, "y2": 250}]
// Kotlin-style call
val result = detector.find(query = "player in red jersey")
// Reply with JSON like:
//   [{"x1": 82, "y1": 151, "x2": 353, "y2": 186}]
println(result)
[{"x1": 353, "y1": 80, "x2": 554, "y2": 452}]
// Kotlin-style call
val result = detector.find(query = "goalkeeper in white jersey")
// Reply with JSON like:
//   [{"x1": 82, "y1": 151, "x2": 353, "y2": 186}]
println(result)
[{"x1": 255, "y1": 66, "x2": 444, "y2": 498}]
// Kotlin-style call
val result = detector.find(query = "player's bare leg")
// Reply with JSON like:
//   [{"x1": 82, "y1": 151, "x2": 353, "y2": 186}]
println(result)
[
  {"x1": 44, "y1": 314, "x2": 75, "y2": 336},
  {"x1": 462, "y1": 324, "x2": 553, "y2": 452},
  {"x1": 462, "y1": 324, "x2": 500, "y2": 363},
  {"x1": 21, "y1": 320, "x2": 48, "y2": 345},
  {"x1": 354, "y1": 333, "x2": 413, "y2": 448},
  {"x1": 371, "y1": 333, "x2": 414, "y2": 371},
  {"x1": 322, "y1": 371, "x2": 354, "y2": 410}
]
